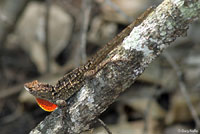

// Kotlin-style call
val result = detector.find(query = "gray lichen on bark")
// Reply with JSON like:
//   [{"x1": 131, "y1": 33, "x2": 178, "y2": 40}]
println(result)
[{"x1": 30, "y1": 0, "x2": 200, "y2": 134}]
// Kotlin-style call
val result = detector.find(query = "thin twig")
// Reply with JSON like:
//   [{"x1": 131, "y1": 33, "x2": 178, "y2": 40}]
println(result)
[
  {"x1": 0, "y1": 0, "x2": 29, "y2": 47},
  {"x1": 79, "y1": 0, "x2": 92, "y2": 64},
  {"x1": 45, "y1": 0, "x2": 51, "y2": 73},
  {"x1": 164, "y1": 52, "x2": 200, "y2": 129},
  {"x1": 104, "y1": 0, "x2": 132, "y2": 23},
  {"x1": 143, "y1": 88, "x2": 157, "y2": 134},
  {"x1": 97, "y1": 118, "x2": 112, "y2": 134}
]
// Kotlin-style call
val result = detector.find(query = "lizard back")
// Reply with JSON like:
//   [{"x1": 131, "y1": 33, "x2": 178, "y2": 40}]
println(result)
[{"x1": 54, "y1": 7, "x2": 155, "y2": 101}]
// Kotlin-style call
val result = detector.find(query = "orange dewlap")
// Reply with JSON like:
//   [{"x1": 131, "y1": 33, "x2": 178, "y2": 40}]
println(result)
[{"x1": 36, "y1": 98, "x2": 58, "y2": 112}]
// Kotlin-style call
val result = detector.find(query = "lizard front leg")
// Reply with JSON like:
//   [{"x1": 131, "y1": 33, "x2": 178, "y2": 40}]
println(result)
[{"x1": 56, "y1": 99, "x2": 69, "y2": 126}]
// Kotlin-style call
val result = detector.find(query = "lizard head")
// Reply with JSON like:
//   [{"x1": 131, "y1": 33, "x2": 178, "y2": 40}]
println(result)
[
  {"x1": 24, "y1": 80, "x2": 58, "y2": 112},
  {"x1": 24, "y1": 80, "x2": 54, "y2": 99}
]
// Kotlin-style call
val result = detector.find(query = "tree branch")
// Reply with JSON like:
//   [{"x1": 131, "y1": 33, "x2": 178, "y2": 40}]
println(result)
[{"x1": 30, "y1": 0, "x2": 200, "y2": 134}]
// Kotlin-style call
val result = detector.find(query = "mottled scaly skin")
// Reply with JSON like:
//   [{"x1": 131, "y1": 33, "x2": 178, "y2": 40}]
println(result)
[{"x1": 24, "y1": 7, "x2": 154, "y2": 104}]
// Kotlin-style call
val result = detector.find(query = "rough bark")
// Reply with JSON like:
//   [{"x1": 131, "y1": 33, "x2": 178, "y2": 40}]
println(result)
[{"x1": 30, "y1": 0, "x2": 200, "y2": 134}]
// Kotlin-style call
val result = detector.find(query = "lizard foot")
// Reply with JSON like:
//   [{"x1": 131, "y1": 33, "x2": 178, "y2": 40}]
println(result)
[{"x1": 56, "y1": 100, "x2": 68, "y2": 126}]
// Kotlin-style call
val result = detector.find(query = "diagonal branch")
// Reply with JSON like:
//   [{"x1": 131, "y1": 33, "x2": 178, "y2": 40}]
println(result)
[{"x1": 30, "y1": 0, "x2": 200, "y2": 134}]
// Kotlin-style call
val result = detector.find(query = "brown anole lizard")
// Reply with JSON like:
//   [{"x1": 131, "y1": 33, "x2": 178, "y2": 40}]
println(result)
[{"x1": 24, "y1": 7, "x2": 154, "y2": 112}]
